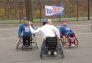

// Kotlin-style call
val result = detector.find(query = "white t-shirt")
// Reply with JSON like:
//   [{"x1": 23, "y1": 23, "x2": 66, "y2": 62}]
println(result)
[
  {"x1": 29, "y1": 26, "x2": 37, "y2": 34},
  {"x1": 36, "y1": 24, "x2": 60, "y2": 39}
]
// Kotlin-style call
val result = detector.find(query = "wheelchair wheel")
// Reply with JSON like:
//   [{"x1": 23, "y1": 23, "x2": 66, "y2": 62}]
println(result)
[
  {"x1": 61, "y1": 37, "x2": 68, "y2": 47},
  {"x1": 58, "y1": 47, "x2": 64, "y2": 58},
  {"x1": 31, "y1": 35, "x2": 39, "y2": 49},
  {"x1": 61, "y1": 53, "x2": 64, "y2": 59},
  {"x1": 16, "y1": 38, "x2": 23, "y2": 49},
  {"x1": 74, "y1": 38, "x2": 79, "y2": 47},
  {"x1": 60, "y1": 47, "x2": 64, "y2": 59},
  {"x1": 34, "y1": 42, "x2": 38, "y2": 49},
  {"x1": 57, "y1": 42, "x2": 64, "y2": 59},
  {"x1": 67, "y1": 37, "x2": 79, "y2": 47},
  {"x1": 40, "y1": 50, "x2": 43, "y2": 59},
  {"x1": 60, "y1": 38, "x2": 65, "y2": 47}
]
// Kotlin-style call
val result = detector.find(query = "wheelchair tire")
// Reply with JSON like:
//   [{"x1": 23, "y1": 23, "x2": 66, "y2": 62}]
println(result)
[
  {"x1": 16, "y1": 42, "x2": 19, "y2": 49},
  {"x1": 60, "y1": 47, "x2": 64, "y2": 59},
  {"x1": 31, "y1": 36, "x2": 39, "y2": 49},
  {"x1": 16, "y1": 39, "x2": 22, "y2": 49},
  {"x1": 61, "y1": 53, "x2": 64, "y2": 59},
  {"x1": 34, "y1": 42, "x2": 39, "y2": 49},
  {"x1": 40, "y1": 50, "x2": 43, "y2": 59},
  {"x1": 61, "y1": 37, "x2": 68, "y2": 47},
  {"x1": 74, "y1": 38, "x2": 79, "y2": 47}
]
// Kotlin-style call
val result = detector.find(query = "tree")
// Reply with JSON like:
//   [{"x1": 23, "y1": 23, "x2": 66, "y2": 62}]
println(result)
[{"x1": 25, "y1": 0, "x2": 33, "y2": 21}]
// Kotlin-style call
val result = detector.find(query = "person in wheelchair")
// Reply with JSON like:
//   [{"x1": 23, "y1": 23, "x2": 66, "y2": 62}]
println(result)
[
  {"x1": 59, "y1": 20, "x2": 76, "y2": 46},
  {"x1": 36, "y1": 18, "x2": 61, "y2": 55},
  {"x1": 18, "y1": 18, "x2": 32, "y2": 47}
]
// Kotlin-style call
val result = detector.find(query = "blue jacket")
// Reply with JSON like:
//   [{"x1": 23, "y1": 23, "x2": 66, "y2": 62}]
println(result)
[
  {"x1": 59, "y1": 25, "x2": 74, "y2": 35},
  {"x1": 18, "y1": 23, "x2": 32, "y2": 36}
]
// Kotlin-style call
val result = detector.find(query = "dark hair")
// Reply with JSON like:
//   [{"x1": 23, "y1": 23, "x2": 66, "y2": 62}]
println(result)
[
  {"x1": 23, "y1": 17, "x2": 31, "y2": 21},
  {"x1": 42, "y1": 18, "x2": 48, "y2": 25},
  {"x1": 42, "y1": 22, "x2": 47, "y2": 25}
]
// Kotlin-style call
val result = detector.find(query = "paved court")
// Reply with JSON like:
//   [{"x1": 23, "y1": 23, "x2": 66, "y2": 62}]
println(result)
[{"x1": 0, "y1": 21, "x2": 92, "y2": 63}]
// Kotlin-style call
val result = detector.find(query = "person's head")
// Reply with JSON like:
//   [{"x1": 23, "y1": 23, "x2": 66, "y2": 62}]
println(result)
[
  {"x1": 24, "y1": 19, "x2": 29, "y2": 25},
  {"x1": 23, "y1": 17, "x2": 29, "y2": 24},
  {"x1": 21, "y1": 17, "x2": 27, "y2": 22},
  {"x1": 63, "y1": 20, "x2": 69, "y2": 26},
  {"x1": 42, "y1": 18, "x2": 48, "y2": 25}
]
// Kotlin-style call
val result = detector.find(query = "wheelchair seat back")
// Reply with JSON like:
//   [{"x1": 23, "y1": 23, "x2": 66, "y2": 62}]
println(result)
[{"x1": 45, "y1": 37, "x2": 57, "y2": 50}]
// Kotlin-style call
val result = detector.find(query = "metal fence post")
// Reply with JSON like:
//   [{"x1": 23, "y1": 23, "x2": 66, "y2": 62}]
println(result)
[
  {"x1": 7, "y1": 0, "x2": 10, "y2": 20},
  {"x1": 39, "y1": 1, "x2": 42, "y2": 23},
  {"x1": 76, "y1": 0, "x2": 78, "y2": 21},
  {"x1": 19, "y1": 2, "x2": 21, "y2": 23},
  {"x1": 25, "y1": 0, "x2": 33, "y2": 21},
  {"x1": 88, "y1": 0, "x2": 90, "y2": 20}
]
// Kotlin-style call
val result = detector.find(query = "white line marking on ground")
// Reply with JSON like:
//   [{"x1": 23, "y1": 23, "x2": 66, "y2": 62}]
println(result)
[
  {"x1": 77, "y1": 32, "x2": 92, "y2": 35},
  {"x1": 0, "y1": 28, "x2": 18, "y2": 31},
  {"x1": 0, "y1": 37, "x2": 17, "y2": 39},
  {"x1": 0, "y1": 24, "x2": 91, "y2": 30},
  {"x1": 0, "y1": 32, "x2": 92, "y2": 39},
  {"x1": 71, "y1": 24, "x2": 90, "y2": 26}
]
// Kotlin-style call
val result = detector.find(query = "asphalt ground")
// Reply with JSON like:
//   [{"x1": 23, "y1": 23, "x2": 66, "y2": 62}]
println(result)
[{"x1": 0, "y1": 21, "x2": 92, "y2": 63}]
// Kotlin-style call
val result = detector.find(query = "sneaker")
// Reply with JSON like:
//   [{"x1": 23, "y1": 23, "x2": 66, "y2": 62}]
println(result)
[
  {"x1": 71, "y1": 44, "x2": 75, "y2": 47},
  {"x1": 54, "y1": 52, "x2": 57, "y2": 55},
  {"x1": 66, "y1": 43, "x2": 69, "y2": 46},
  {"x1": 48, "y1": 51, "x2": 51, "y2": 55}
]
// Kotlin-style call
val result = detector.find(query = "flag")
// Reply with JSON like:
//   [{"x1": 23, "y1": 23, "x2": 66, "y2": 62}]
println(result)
[{"x1": 45, "y1": 5, "x2": 64, "y2": 16}]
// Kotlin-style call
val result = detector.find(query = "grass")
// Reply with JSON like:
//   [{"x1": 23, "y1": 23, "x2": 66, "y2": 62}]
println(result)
[
  {"x1": 0, "y1": 17, "x2": 92, "y2": 24},
  {"x1": 0, "y1": 20, "x2": 20, "y2": 24},
  {"x1": 33, "y1": 17, "x2": 77, "y2": 22}
]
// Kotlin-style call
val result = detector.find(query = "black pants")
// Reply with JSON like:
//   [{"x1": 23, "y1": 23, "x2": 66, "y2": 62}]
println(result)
[{"x1": 23, "y1": 36, "x2": 30, "y2": 46}]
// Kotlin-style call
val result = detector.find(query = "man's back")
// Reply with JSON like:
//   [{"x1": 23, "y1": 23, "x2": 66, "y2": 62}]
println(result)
[
  {"x1": 40, "y1": 24, "x2": 56, "y2": 37},
  {"x1": 36, "y1": 24, "x2": 60, "y2": 38}
]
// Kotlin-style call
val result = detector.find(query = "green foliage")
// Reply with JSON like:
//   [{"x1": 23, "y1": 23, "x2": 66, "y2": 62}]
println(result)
[{"x1": 0, "y1": 8, "x2": 5, "y2": 17}]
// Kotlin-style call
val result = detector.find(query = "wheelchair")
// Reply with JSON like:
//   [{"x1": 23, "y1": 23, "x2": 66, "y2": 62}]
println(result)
[
  {"x1": 40, "y1": 37, "x2": 64, "y2": 59},
  {"x1": 16, "y1": 34, "x2": 38, "y2": 50},
  {"x1": 60, "y1": 33, "x2": 78, "y2": 48}
]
